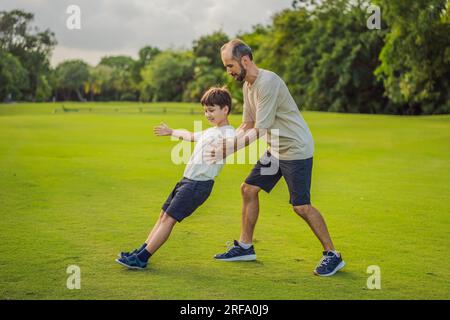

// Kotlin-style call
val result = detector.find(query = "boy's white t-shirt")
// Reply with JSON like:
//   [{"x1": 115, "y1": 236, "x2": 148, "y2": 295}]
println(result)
[{"x1": 183, "y1": 125, "x2": 235, "y2": 181}]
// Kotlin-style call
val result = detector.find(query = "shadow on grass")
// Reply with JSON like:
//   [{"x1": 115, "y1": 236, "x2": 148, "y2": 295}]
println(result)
[
  {"x1": 114, "y1": 258, "x2": 359, "y2": 282},
  {"x1": 315, "y1": 270, "x2": 360, "y2": 280}
]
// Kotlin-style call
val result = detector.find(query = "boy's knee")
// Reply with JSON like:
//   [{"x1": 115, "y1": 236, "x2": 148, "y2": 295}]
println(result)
[
  {"x1": 161, "y1": 212, "x2": 177, "y2": 225},
  {"x1": 293, "y1": 204, "x2": 313, "y2": 219},
  {"x1": 241, "y1": 183, "x2": 260, "y2": 199}
]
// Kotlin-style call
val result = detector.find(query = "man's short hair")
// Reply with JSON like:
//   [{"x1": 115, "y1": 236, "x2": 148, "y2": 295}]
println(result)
[
  {"x1": 200, "y1": 86, "x2": 232, "y2": 114},
  {"x1": 221, "y1": 39, "x2": 253, "y2": 61}
]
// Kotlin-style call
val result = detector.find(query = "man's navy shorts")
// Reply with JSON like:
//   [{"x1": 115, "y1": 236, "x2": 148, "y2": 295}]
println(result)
[
  {"x1": 162, "y1": 177, "x2": 214, "y2": 222},
  {"x1": 245, "y1": 151, "x2": 313, "y2": 206}
]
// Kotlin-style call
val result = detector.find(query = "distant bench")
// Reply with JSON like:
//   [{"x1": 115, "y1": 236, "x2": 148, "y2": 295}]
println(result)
[{"x1": 53, "y1": 105, "x2": 203, "y2": 115}]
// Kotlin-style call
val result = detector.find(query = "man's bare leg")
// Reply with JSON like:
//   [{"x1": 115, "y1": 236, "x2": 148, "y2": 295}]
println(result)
[
  {"x1": 293, "y1": 204, "x2": 335, "y2": 251},
  {"x1": 239, "y1": 183, "x2": 261, "y2": 244}
]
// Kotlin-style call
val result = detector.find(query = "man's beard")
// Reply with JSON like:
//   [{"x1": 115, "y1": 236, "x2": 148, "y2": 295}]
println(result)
[{"x1": 234, "y1": 62, "x2": 247, "y2": 82}]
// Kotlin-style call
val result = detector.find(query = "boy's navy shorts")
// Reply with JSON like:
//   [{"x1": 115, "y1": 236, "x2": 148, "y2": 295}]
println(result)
[
  {"x1": 245, "y1": 151, "x2": 313, "y2": 206},
  {"x1": 162, "y1": 177, "x2": 214, "y2": 222}
]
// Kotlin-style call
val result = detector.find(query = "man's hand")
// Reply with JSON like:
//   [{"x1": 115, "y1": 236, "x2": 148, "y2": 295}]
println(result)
[
  {"x1": 204, "y1": 127, "x2": 262, "y2": 164},
  {"x1": 154, "y1": 123, "x2": 173, "y2": 136},
  {"x1": 204, "y1": 139, "x2": 224, "y2": 164},
  {"x1": 204, "y1": 138, "x2": 233, "y2": 164}
]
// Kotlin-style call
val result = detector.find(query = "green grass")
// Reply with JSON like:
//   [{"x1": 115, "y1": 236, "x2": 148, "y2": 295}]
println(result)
[{"x1": 1, "y1": 102, "x2": 449, "y2": 300}]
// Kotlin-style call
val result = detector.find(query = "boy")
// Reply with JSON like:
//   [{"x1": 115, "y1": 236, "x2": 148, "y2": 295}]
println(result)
[{"x1": 116, "y1": 87, "x2": 235, "y2": 269}]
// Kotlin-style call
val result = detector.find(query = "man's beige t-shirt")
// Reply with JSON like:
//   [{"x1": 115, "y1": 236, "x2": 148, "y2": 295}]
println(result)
[{"x1": 243, "y1": 69, "x2": 314, "y2": 160}]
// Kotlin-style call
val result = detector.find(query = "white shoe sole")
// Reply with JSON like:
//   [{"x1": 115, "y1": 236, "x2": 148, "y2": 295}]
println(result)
[
  {"x1": 214, "y1": 254, "x2": 257, "y2": 261},
  {"x1": 115, "y1": 258, "x2": 146, "y2": 270},
  {"x1": 314, "y1": 260, "x2": 346, "y2": 277}
]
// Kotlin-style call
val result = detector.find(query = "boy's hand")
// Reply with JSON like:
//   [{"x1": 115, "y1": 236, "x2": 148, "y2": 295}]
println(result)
[{"x1": 154, "y1": 123, "x2": 173, "y2": 136}]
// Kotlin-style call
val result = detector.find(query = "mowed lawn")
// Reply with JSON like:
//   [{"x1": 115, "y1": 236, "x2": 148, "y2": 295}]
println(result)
[{"x1": 0, "y1": 102, "x2": 449, "y2": 300}]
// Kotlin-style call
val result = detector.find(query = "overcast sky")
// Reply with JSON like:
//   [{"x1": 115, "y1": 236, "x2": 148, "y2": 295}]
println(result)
[{"x1": 0, "y1": 0, "x2": 292, "y2": 66}]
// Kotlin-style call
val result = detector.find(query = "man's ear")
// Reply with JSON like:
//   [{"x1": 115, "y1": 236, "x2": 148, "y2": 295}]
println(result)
[{"x1": 241, "y1": 55, "x2": 251, "y2": 66}]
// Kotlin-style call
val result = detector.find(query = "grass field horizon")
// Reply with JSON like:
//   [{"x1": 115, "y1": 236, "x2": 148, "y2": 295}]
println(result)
[{"x1": 1, "y1": 102, "x2": 449, "y2": 299}]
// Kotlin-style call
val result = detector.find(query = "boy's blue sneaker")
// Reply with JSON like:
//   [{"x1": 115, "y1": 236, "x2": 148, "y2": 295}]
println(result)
[
  {"x1": 314, "y1": 251, "x2": 345, "y2": 276},
  {"x1": 115, "y1": 254, "x2": 147, "y2": 270},
  {"x1": 214, "y1": 240, "x2": 257, "y2": 261},
  {"x1": 118, "y1": 249, "x2": 139, "y2": 259}
]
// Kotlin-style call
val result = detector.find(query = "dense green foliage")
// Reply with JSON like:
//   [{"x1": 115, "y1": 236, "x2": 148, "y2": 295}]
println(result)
[
  {"x1": 1, "y1": 1, "x2": 448, "y2": 114},
  {"x1": 374, "y1": 0, "x2": 450, "y2": 114},
  {"x1": 0, "y1": 10, "x2": 56, "y2": 101},
  {"x1": 54, "y1": 60, "x2": 90, "y2": 101}
]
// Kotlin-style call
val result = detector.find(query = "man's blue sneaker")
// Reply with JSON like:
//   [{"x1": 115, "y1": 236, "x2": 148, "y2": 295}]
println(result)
[
  {"x1": 214, "y1": 240, "x2": 257, "y2": 261},
  {"x1": 314, "y1": 251, "x2": 345, "y2": 276},
  {"x1": 115, "y1": 254, "x2": 147, "y2": 270}
]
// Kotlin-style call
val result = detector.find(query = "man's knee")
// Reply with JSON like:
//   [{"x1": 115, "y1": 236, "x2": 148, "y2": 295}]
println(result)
[
  {"x1": 241, "y1": 183, "x2": 260, "y2": 199},
  {"x1": 293, "y1": 204, "x2": 313, "y2": 219}
]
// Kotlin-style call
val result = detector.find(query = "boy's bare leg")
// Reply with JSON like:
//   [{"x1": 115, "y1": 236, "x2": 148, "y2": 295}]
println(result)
[
  {"x1": 144, "y1": 210, "x2": 165, "y2": 244},
  {"x1": 144, "y1": 212, "x2": 177, "y2": 254}
]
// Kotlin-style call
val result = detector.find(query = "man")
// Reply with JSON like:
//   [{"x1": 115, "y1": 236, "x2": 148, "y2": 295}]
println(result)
[{"x1": 210, "y1": 39, "x2": 345, "y2": 276}]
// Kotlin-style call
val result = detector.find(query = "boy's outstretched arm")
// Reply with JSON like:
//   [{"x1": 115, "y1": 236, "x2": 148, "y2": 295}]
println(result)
[{"x1": 154, "y1": 123, "x2": 196, "y2": 142}]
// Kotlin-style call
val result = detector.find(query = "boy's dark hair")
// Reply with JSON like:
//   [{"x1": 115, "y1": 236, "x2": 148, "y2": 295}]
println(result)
[{"x1": 200, "y1": 86, "x2": 232, "y2": 114}]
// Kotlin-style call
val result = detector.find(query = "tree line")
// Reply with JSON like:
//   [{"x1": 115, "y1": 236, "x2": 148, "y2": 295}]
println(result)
[{"x1": 1, "y1": 0, "x2": 449, "y2": 114}]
